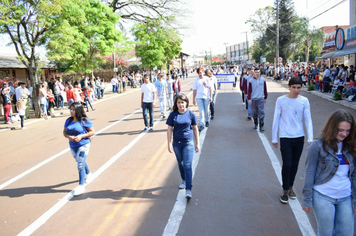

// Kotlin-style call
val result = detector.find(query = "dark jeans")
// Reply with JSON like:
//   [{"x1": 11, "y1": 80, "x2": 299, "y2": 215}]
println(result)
[
  {"x1": 54, "y1": 94, "x2": 60, "y2": 109},
  {"x1": 142, "y1": 102, "x2": 154, "y2": 127},
  {"x1": 280, "y1": 137, "x2": 304, "y2": 190}
]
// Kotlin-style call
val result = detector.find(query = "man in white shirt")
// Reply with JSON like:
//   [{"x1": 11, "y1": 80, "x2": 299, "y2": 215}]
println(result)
[
  {"x1": 141, "y1": 75, "x2": 156, "y2": 131},
  {"x1": 15, "y1": 82, "x2": 30, "y2": 118},
  {"x1": 272, "y1": 77, "x2": 313, "y2": 204},
  {"x1": 111, "y1": 76, "x2": 118, "y2": 93}
]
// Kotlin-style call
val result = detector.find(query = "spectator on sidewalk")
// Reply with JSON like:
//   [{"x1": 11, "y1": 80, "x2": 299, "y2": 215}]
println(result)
[
  {"x1": 272, "y1": 76, "x2": 313, "y2": 204},
  {"x1": 111, "y1": 76, "x2": 118, "y2": 93},
  {"x1": 141, "y1": 74, "x2": 156, "y2": 131},
  {"x1": 15, "y1": 82, "x2": 30, "y2": 118},
  {"x1": 302, "y1": 109, "x2": 356, "y2": 236},
  {"x1": 166, "y1": 93, "x2": 200, "y2": 199},
  {"x1": 63, "y1": 102, "x2": 95, "y2": 196},
  {"x1": 1, "y1": 82, "x2": 13, "y2": 124},
  {"x1": 16, "y1": 98, "x2": 26, "y2": 129}
]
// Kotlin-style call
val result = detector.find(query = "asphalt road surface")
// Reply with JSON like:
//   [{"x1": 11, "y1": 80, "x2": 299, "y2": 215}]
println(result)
[{"x1": 1, "y1": 74, "x2": 356, "y2": 236}]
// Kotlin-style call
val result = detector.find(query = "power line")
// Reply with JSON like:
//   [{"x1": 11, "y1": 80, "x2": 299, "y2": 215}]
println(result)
[
  {"x1": 301, "y1": 0, "x2": 339, "y2": 18},
  {"x1": 308, "y1": 0, "x2": 347, "y2": 21}
]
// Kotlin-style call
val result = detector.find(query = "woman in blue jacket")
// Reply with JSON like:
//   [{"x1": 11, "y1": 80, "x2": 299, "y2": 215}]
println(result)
[{"x1": 302, "y1": 109, "x2": 356, "y2": 236}]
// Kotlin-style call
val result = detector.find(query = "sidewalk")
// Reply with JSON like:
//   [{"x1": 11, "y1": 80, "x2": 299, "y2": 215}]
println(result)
[
  {"x1": 265, "y1": 76, "x2": 356, "y2": 110},
  {"x1": 0, "y1": 85, "x2": 139, "y2": 133}
]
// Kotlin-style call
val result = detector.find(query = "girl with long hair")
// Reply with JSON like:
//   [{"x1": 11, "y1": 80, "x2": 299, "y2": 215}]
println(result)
[
  {"x1": 166, "y1": 93, "x2": 200, "y2": 199},
  {"x1": 302, "y1": 109, "x2": 356, "y2": 235},
  {"x1": 63, "y1": 102, "x2": 95, "y2": 196}
]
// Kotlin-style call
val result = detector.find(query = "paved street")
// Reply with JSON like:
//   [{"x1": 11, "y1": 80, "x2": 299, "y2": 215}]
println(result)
[{"x1": 1, "y1": 75, "x2": 356, "y2": 236}]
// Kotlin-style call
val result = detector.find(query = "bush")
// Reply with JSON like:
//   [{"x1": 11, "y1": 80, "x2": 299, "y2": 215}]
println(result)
[
  {"x1": 307, "y1": 85, "x2": 315, "y2": 91},
  {"x1": 333, "y1": 91, "x2": 342, "y2": 101}
]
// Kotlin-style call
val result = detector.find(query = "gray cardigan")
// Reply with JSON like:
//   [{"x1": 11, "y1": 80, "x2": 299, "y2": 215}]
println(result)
[{"x1": 302, "y1": 138, "x2": 356, "y2": 208}]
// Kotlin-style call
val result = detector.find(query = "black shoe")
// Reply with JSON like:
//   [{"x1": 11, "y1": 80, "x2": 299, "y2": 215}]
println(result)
[
  {"x1": 247, "y1": 116, "x2": 252, "y2": 120},
  {"x1": 259, "y1": 126, "x2": 265, "y2": 132},
  {"x1": 199, "y1": 125, "x2": 204, "y2": 131},
  {"x1": 280, "y1": 191, "x2": 289, "y2": 204},
  {"x1": 254, "y1": 125, "x2": 258, "y2": 129},
  {"x1": 205, "y1": 122, "x2": 209, "y2": 127},
  {"x1": 211, "y1": 115, "x2": 214, "y2": 120}
]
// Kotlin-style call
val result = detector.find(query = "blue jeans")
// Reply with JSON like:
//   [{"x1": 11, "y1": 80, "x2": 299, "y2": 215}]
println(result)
[
  {"x1": 246, "y1": 99, "x2": 252, "y2": 116},
  {"x1": 112, "y1": 84, "x2": 117, "y2": 93},
  {"x1": 173, "y1": 140, "x2": 194, "y2": 190},
  {"x1": 142, "y1": 102, "x2": 154, "y2": 127},
  {"x1": 96, "y1": 87, "x2": 101, "y2": 98},
  {"x1": 313, "y1": 190, "x2": 354, "y2": 236},
  {"x1": 344, "y1": 87, "x2": 356, "y2": 96},
  {"x1": 70, "y1": 143, "x2": 90, "y2": 185},
  {"x1": 68, "y1": 99, "x2": 74, "y2": 107},
  {"x1": 84, "y1": 97, "x2": 94, "y2": 111},
  {"x1": 196, "y1": 97, "x2": 210, "y2": 127},
  {"x1": 315, "y1": 82, "x2": 320, "y2": 90}
]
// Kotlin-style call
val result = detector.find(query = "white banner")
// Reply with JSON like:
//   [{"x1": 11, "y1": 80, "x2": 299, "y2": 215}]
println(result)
[{"x1": 215, "y1": 74, "x2": 235, "y2": 83}]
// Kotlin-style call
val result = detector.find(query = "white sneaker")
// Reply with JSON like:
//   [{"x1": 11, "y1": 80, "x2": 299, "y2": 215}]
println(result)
[
  {"x1": 73, "y1": 185, "x2": 85, "y2": 196},
  {"x1": 186, "y1": 189, "x2": 192, "y2": 199},
  {"x1": 179, "y1": 180, "x2": 186, "y2": 189},
  {"x1": 85, "y1": 173, "x2": 93, "y2": 183}
]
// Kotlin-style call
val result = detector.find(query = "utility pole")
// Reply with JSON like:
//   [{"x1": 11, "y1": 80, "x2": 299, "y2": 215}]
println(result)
[
  {"x1": 241, "y1": 32, "x2": 249, "y2": 62},
  {"x1": 275, "y1": 0, "x2": 279, "y2": 76},
  {"x1": 223, "y1": 43, "x2": 228, "y2": 65}
]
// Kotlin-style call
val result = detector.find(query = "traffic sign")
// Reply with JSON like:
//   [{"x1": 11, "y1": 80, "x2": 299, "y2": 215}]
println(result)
[{"x1": 278, "y1": 57, "x2": 283, "y2": 62}]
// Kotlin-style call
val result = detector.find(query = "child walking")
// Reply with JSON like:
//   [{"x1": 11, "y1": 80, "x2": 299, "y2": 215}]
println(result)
[{"x1": 16, "y1": 99, "x2": 27, "y2": 129}]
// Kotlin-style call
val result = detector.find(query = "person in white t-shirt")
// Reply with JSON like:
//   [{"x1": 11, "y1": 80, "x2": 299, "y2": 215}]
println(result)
[
  {"x1": 192, "y1": 67, "x2": 212, "y2": 131},
  {"x1": 141, "y1": 75, "x2": 156, "y2": 131},
  {"x1": 272, "y1": 76, "x2": 313, "y2": 204}
]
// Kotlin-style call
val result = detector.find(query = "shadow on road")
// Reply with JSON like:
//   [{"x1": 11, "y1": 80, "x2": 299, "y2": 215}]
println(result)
[{"x1": 0, "y1": 180, "x2": 78, "y2": 198}]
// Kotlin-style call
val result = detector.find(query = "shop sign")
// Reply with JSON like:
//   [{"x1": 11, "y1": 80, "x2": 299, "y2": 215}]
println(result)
[{"x1": 335, "y1": 28, "x2": 345, "y2": 50}]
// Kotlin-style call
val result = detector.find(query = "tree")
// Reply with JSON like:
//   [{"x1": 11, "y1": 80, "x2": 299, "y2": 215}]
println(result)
[
  {"x1": 132, "y1": 19, "x2": 181, "y2": 73},
  {"x1": 293, "y1": 16, "x2": 325, "y2": 62},
  {"x1": 109, "y1": 0, "x2": 190, "y2": 31},
  {"x1": 0, "y1": 0, "x2": 78, "y2": 117},
  {"x1": 48, "y1": 0, "x2": 123, "y2": 77},
  {"x1": 245, "y1": 6, "x2": 275, "y2": 39},
  {"x1": 276, "y1": 0, "x2": 297, "y2": 61}
]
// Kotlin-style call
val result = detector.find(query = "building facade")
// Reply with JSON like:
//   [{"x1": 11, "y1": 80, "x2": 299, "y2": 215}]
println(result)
[{"x1": 226, "y1": 41, "x2": 252, "y2": 64}]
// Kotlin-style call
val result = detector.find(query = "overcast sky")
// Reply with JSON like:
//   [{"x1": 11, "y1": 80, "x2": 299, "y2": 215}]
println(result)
[{"x1": 0, "y1": 0, "x2": 350, "y2": 57}]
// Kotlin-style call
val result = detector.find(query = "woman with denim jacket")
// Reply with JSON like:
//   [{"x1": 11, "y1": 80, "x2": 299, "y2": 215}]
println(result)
[{"x1": 302, "y1": 109, "x2": 356, "y2": 236}]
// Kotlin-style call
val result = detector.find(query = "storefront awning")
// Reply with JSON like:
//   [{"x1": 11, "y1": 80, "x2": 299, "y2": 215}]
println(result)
[{"x1": 322, "y1": 47, "x2": 356, "y2": 58}]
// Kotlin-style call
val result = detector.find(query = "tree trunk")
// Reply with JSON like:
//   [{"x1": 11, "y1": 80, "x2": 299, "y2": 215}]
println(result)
[
  {"x1": 305, "y1": 42, "x2": 310, "y2": 63},
  {"x1": 28, "y1": 58, "x2": 41, "y2": 118}
]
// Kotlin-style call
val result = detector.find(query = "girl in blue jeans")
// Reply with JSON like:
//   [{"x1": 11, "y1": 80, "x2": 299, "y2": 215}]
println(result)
[
  {"x1": 166, "y1": 93, "x2": 200, "y2": 199},
  {"x1": 302, "y1": 109, "x2": 356, "y2": 236},
  {"x1": 63, "y1": 102, "x2": 95, "y2": 196}
]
